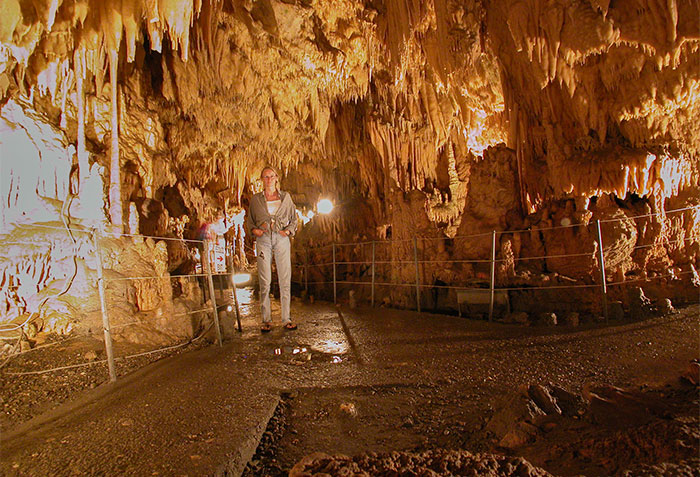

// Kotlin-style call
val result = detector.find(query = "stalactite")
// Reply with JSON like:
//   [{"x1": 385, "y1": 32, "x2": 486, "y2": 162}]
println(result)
[
  {"x1": 75, "y1": 47, "x2": 88, "y2": 190},
  {"x1": 108, "y1": 48, "x2": 122, "y2": 227}
]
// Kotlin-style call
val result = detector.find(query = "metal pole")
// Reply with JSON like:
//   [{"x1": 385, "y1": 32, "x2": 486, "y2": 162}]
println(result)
[
  {"x1": 596, "y1": 220, "x2": 609, "y2": 322},
  {"x1": 93, "y1": 229, "x2": 117, "y2": 382},
  {"x1": 304, "y1": 248, "x2": 309, "y2": 295},
  {"x1": 204, "y1": 240, "x2": 223, "y2": 346},
  {"x1": 489, "y1": 230, "x2": 496, "y2": 322},
  {"x1": 332, "y1": 243, "x2": 337, "y2": 304},
  {"x1": 229, "y1": 269, "x2": 242, "y2": 333},
  {"x1": 371, "y1": 241, "x2": 376, "y2": 307},
  {"x1": 414, "y1": 237, "x2": 421, "y2": 312}
]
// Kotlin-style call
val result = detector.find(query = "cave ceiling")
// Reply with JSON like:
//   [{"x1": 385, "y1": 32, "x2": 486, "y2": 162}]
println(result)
[{"x1": 1, "y1": 0, "x2": 698, "y2": 226}]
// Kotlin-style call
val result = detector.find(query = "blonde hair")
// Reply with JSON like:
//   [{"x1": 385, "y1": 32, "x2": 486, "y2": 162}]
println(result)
[{"x1": 260, "y1": 166, "x2": 278, "y2": 179}]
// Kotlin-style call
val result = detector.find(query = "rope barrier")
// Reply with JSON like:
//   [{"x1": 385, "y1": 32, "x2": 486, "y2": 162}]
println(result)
[
  {"x1": 0, "y1": 333, "x2": 88, "y2": 356},
  {"x1": 421, "y1": 230, "x2": 496, "y2": 241},
  {"x1": 624, "y1": 235, "x2": 700, "y2": 252},
  {"x1": 494, "y1": 221, "x2": 590, "y2": 236},
  {"x1": 5, "y1": 359, "x2": 109, "y2": 376},
  {"x1": 366, "y1": 281, "x2": 419, "y2": 288},
  {"x1": 13, "y1": 223, "x2": 91, "y2": 233},
  {"x1": 3, "y1": 204, "x2": 697, "y2": 378},
  {"x1": 113, "y1": 339, "x2": 199, "y2": 361},
  {"x1": 496, "y1": 283, "x2": 600, "y2": 291},
  {"x1": 607, "y1": 269, "x2": 696, "y2": 287},
  {"x1": 4, "y1": 323, "x2": 212, "y2": 377},
  {"x1": 3, "y1": 241, "x2": 59, "y2": 247},
  {"x1": 509, "y1": 251, "x2": 595, "y2": 263},
  {"x1": 104, "y1": 273, "x2": 209, "y2": 282},
  {"x1": 111, "y1": 232, "x2": 204, "y2": 244},
  {"x1": 598, "y1": 205, "x2": 700, "y2": 223}
]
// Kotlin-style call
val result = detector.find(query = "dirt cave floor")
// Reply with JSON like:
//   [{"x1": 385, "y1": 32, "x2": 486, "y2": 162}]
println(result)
[
  {"x1": 1, "y1": 293, "x2": 699, "y2": 476},
  {"x1": 241, "y1": 304, "x2": 700, "y2": 477}
]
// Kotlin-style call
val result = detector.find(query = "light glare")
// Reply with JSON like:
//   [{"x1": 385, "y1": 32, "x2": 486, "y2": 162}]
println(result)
[{"x1": 317, "y1": 199, "x2": 333, "y2": 214}]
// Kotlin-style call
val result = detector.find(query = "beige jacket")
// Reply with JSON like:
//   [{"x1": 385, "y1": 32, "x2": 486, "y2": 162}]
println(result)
[{"x1": 247, "y1": 190, "x2": 298, "y2": 237}]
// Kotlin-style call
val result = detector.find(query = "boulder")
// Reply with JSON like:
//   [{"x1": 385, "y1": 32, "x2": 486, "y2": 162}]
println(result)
[
  {"x1": 657, "y1": 298, "x2": 674, "y2": 315},
  {"x1": 628, "y1": 287, "x2": 655, "y2": 319},
  {"x1": 538, "y1": 312, "x2": 557, "y2": 326}
]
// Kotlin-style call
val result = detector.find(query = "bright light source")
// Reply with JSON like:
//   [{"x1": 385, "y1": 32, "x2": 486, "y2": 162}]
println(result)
[
  {"x1": 233, "y1": 273, "x2": 251, "y2": 285},
  {"x1": 226, "y1": 305, "x2": 233, "y2": 312},
  {"x1": 317, "y1": 199, "x2": 333, "y2": 214}
]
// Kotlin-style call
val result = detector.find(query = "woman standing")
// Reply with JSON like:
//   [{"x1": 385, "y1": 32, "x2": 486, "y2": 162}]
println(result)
[{"x1": 248, "y1": 166, "x2": 298, "y2": 332}]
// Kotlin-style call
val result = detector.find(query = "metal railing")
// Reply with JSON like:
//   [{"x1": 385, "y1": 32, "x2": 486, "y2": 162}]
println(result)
[
  {"x1": 1, "y1": 227, "x2": 242, "y2": 383},
  {"x1": 294, "y1": 205, "x2": 700, "y2": 322}
]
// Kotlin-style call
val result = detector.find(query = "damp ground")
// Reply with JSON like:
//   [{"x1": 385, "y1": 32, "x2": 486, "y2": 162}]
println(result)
[{"x1": 1, "y1": 290, "x2": 698, "y2": 476}]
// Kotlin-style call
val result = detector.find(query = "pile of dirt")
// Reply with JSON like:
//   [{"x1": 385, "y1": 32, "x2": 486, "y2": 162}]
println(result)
[{"x1": 289, "y1": 450, "x2": 553, "y2": 476}]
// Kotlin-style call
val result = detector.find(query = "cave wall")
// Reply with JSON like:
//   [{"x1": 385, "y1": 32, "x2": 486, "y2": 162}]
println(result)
[{"x1": 1, "y1": 0, "x2": 699, "y2": 337}]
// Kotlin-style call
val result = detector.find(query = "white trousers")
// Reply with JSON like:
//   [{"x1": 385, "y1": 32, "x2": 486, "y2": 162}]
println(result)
[{"x1": 256, "y1": 233, "x2": 291, "y2": 324}]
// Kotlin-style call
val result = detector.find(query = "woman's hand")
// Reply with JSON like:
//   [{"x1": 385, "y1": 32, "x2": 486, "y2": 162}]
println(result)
[
  {"x1": 252, "y1": 224, "x2": 267, "y2": 237},
  {"x1": 278, "y1": 230, "x2": 290, "y2": 237}
]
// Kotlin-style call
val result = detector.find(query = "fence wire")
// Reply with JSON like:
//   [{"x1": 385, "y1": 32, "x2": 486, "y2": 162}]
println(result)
[
  {"x1": 296, "y1": 204, "x2": 699, "y2": 318},
  {"x1": 3, "y1": 204, "x2": 698, "y2": 379}
]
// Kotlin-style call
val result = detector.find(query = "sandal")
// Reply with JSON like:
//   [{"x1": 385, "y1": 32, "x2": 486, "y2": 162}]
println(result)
[
  {"x1": 284, "y1": 322, "x2": 297, "y2": 330},
  {"x1": 261, "y1": 323, "x2": 272, "y2": 333}
]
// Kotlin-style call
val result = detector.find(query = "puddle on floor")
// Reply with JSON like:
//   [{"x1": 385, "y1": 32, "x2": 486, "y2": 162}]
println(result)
[
  {"x1": 271, "y1": 344, "x2": 345, "y2": 363},
  {"x1": 311, "y1": 339, "x2": 347, "y2": 355}
]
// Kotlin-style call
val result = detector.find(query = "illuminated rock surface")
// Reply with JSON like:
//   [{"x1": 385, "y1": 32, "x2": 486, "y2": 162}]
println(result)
[{"x1": 0, "y1": 1, "x2": 698, "y2": 337}]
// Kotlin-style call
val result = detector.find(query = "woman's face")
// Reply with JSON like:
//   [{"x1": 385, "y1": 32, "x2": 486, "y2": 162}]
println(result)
[{"x1": 261, "y1": 168, "x2": 278, "y2": 189}]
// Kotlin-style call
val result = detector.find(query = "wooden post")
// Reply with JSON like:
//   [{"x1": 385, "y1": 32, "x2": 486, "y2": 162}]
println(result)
[
  {"x1": 333, "y1": 243, "x2": 337, "y2": 304},
  {"x1": 204, "y1": 240, "x2": 223, "y2": 346},
  {"x1": 371, "y1": 241, "x2": 376, "y2": 307},
  {"x1": 489, "y1": 230, "x2": 496, "y2": 322},
  {"x1": 414, "y1": 237, "x2": 421, "y2": 312},
  {"x1": 596, "y1": 220, "x2": 609, "y2": 322},
  {"x1": 93, "y1": 229, "x2": 117, "y2": 382}
]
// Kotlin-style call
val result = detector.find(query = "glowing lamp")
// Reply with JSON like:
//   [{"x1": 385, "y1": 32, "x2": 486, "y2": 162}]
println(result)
[
  {"x1": 317, "y1": 199, "x2": 333, "y2": 214},
  {"x1": 226, "y1": 305, "x2": 233, "y2": 312}
]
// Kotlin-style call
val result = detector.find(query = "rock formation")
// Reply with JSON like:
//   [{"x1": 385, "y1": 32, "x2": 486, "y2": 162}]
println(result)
[{"x1": 0, "y1": 0, "x2": 698, "y2": 341}]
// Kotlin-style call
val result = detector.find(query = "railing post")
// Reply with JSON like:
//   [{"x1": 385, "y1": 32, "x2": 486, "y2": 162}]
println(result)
[
  {"x1": 414, "y1": 237, "x2": 421, "y2": 313},
  {"x1": 332, "y1": 243, "x2": 337, "y2": 304},
  {"x1": 204, "y1": 240, "x2": 223, "y2": 346},
  {"x1": 304, "y1": 248, "x2": 308, "y2": 295},
  {"x1": 489, "y1": 230, "x2": 496, "y2": 322},
  {"x1": 93, "y1": 229, "x2": 117, "y2": 382},
  {"x1": 371, "y1": 241, "x2": 376, "y2": 307},
  {"x1": 596, "y1": 220, "x2": 609, "y2": 323},
  {"x1": 228, "y1": 267, "x2": 242, "y2": 333}
]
